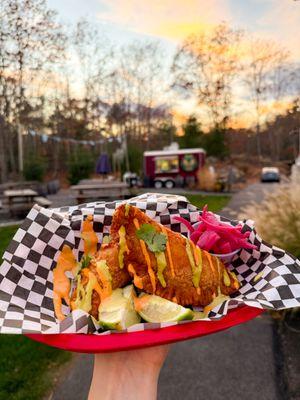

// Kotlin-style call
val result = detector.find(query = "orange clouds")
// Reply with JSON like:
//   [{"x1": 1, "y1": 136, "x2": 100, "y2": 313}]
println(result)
[
  {"x1": 94, "y1": 0, "x2": 299, "y2": 129},
  {"x1": 97, "y1": 0, "x2": 231, "y2": 40},
  {"x1": 97, "y1": 0, "x2": 300, "y2": 60}
]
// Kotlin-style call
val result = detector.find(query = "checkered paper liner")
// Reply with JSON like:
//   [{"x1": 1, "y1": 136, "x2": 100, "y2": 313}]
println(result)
[{"x1": 0, "y1": 193, "x2": 300, "y2": 335}]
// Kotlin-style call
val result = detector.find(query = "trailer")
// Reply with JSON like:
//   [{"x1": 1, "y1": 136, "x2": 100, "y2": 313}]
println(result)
[{"x1": 144, "y1": 147, "x2": 206, "y2": 188}]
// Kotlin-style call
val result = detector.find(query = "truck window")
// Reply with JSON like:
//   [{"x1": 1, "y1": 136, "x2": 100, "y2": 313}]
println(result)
[{"x1": 155, "y1": 156, "x2": 179, "y2": 173}]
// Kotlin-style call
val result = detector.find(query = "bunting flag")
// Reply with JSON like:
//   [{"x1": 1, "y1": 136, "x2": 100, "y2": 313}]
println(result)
[{"x1": 27, "y1": 129, "x2": 118, "y2": 146}]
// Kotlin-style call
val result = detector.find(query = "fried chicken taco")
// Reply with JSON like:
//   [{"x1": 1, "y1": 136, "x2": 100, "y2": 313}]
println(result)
[{"x1": 53, "y1": 204, "x2": 240, "y2": 330}]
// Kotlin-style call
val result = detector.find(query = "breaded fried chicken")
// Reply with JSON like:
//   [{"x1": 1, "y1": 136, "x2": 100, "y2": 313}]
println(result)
[{"x1": 109, "y1": 204, "x2": 239, "y2": 307}]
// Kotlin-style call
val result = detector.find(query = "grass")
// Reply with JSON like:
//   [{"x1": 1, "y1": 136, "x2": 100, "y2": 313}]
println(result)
[
  {"x1": 0, "y1": 225, "x2": 71, "y2": 400},
  {"x1": 183, "y1": 194, "x2": 231, "y2": 212},
  {"x1": 0, "y1": 225, "x2": 19, "y2": 256},
  {"x1": 0, "y1": 336, "x2": 71, "y2": 400}
]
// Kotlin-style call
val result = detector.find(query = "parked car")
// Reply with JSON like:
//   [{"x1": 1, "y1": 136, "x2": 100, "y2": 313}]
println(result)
[{"x1": 261, "y1": 167, "x2": 280, "y2": 183}]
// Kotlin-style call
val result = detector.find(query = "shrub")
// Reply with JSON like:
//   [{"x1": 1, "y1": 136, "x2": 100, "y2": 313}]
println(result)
[
  {"x1": 240, "y1": 183, "x2": 300, "y2": 258},
  {"x1": 68, "y1": 150, "x2": 94, "y2": 185},
  {"x1": 128, "y1": 144, "x2": 143, "y2": 175},
  {"x1": 23, "y1": 155, "x2": 46, "y2": 182}
]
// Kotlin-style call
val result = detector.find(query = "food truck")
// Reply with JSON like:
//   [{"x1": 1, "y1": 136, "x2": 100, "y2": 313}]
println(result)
[{"x1": 143, "y1": 146, "x2": 206, "y2": 188}]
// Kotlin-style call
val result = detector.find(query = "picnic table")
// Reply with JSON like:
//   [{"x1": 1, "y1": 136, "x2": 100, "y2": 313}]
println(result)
[
  {"x1": 70, "y1": 182, "x2": 129, "y2": 204},
  {"x1": 0, "y1": 181, "x2": 38, "y2": 193},
  {"x1": 4, "y1": 189, "x2": 52, "y2": 216}
]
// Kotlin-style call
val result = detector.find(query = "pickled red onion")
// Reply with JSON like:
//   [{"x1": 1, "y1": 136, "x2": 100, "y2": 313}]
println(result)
[{"x1": 174, "y1": 206, "x2": 257, "y2": 254}]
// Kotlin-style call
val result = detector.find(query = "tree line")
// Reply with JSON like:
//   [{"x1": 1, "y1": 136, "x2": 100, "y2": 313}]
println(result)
[{"x1": 0, "y1": 0, "x2": 299, "y2": 182}]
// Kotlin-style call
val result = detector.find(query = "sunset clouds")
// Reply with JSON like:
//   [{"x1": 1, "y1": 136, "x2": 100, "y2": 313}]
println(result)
[
  {"x1": 96, "y1": 0, "x2": 232, "y2": 40},
  {"x1": 47, "y1": 0, "x2": 300, "y2": 58},
  {"x1": 95, "y1": 0, "x2": 300, "y2": 58},
  {"x1": 46, "y1": 0, "x2": 300, "y2": 128}
]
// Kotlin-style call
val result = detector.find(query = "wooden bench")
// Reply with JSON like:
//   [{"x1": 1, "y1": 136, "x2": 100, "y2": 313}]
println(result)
[
  {"x1": 34, "y1": 196, "x2": 52, "y2": 208},
  {"x1": 3, "y1": 189, "x2": 52, "y2": 217}
]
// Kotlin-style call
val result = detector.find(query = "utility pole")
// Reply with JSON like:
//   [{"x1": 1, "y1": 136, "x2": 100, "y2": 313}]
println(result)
[
  {"x1": 17, "y1": 124, "x2": 24, "y2": 174},
  {"x1": 124, "y1": 131, "x2": 130, "y2": 172}
]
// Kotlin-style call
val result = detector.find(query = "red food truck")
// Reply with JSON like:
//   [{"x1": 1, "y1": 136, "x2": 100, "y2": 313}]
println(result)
[{"x1": 143, "y1": 146, "x2": 206, "y2": 188}]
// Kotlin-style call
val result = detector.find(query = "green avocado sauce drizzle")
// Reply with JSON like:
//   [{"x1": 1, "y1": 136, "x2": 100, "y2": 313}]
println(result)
[
  {"x1": 155, "y1": 252, "x2": 167, "y2": 287},
  {"x1": 96, "y1": 260, "x2": 112, "y2": 284},
  {"x1": 185, "y1": 239, "x2": 202, "y2": 288},
  {"x1": 74, "y1": 273, "x2": 96, "y2": 313},
  {"x1": 223, "y1": 267, "x2": 231, "y2": 286},
  {"x1": 118, "y1": 226, "x2": 128, "y2": 269}
]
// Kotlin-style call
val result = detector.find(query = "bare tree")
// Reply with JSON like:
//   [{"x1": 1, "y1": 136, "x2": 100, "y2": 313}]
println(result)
[
  {"x1": 6, "y1": 0, "x2": 65, "y2": 119},
  {"x1": 244, "y1": 38, "x2": 290, "y2": 158},
  {"x1": 0, "y1": 0, "x2": 65, "y2": 179},
  {"x1": 172, "y1": 23, "x2": 243, "y2": 130},
  {"x1": 107, "y1": 41, "x2": 167, "y2": 146},
  {"x1": 289, "y1": 65, "x2": 300, "y2": 102},
  {"x1": 73, "y1": 18, "x2": 113, "y2": 132}
]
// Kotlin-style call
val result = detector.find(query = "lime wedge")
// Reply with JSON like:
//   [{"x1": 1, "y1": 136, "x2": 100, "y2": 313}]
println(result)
[
  {"x1": 135, "y1": 294, "x2": 194, "y2": 323},
  {"x1": 98, "y1": 285, "x2": 141, "y2": 331}
]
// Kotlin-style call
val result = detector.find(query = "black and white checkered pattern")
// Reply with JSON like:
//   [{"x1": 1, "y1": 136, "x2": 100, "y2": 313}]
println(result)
[{"x1": 0, "y1": 193, "x2": 299, "y2": 334}]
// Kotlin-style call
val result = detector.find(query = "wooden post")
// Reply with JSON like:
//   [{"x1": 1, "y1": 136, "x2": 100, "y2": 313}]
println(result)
[{"x1": 17, "y1": 124, "x2": 24, "y2": 174}]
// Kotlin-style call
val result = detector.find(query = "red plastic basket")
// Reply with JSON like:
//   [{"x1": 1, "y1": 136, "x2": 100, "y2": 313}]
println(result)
[{"x1": 26, "y1": 306, "x2": 263, "y2": 353}]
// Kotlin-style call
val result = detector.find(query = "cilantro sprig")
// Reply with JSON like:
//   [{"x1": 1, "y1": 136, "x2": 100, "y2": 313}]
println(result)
[
  {"x1": 136, "y1": 223, "x2": 167, "y2": 253},
  {"x1": 81, "y1": 254, "x2": 92, "y2": 269},
  {"x1": 74, "y1": 254, "x2": 92, "y2": 276}
]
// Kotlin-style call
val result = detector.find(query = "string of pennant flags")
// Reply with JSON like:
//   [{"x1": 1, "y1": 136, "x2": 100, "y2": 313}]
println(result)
[{"x1": 28, "y1": 129, "x2": 122, "y2": 146}]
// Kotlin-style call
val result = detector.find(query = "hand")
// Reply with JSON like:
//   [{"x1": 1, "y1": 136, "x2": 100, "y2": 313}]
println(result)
[{"x1": 88, "y1": 345, "x2": 170, "y2": 400}]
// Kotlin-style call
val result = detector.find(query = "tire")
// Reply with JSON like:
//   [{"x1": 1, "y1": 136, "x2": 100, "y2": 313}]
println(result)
[
  {"x1": 165, "y1": 180, "x2": 175, "y2": 189},
  {"x1": 154, "y1": 180, "x2": 164, "y2": 189}
]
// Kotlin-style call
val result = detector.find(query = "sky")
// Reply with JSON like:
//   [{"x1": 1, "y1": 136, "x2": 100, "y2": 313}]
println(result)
[
  {"x1": 47, "y1": 0, "x2": 300, "y2": 128},
  {"x1": 47, "y1": 0, "x2": 300, "y2": 58}
]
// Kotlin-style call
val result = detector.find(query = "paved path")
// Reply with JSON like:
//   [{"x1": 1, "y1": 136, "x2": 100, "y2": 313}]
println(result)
[
  {"x1": 51, "y1": 183, "x2": 282, "y2": 400},
  {"x1": 220, "y1": 182, "x2": 280, "y2": 220},
  {"x1": 158, "y1": 315, "x2": 279, "y2": 400},
  {"x1": 51, "y1": 354, "x2": 94, "y2": 400}
]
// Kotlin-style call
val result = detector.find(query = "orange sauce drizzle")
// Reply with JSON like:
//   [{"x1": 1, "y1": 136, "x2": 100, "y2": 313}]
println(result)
[
  {"x1": 172, "y1": 296, "x2": 178, "y2": 303},
  {"x1": 133, "y1": 218, "x2": 156, "y2": 292},
  {"x1": 192, "y1": 242, "x2": 200, "y2": 265},
  {"x1": 128, "y1": 263, "x2": 143, "y2": 289},
  {"x1": 161, "y1": 226, "x2": 175, "y2": 277},
  {"x1": 53, "y1": 245, "x2": 77, "y2": 321},
  {"x1": 81, "y1": 215, "x2": 98, "y2": 255},
  {"x1": 205, "y1": 252, "x2": 216, "y2": 280},
  {"x1": 205, "y1": 252, "x2": 219, "y2": 297}
]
